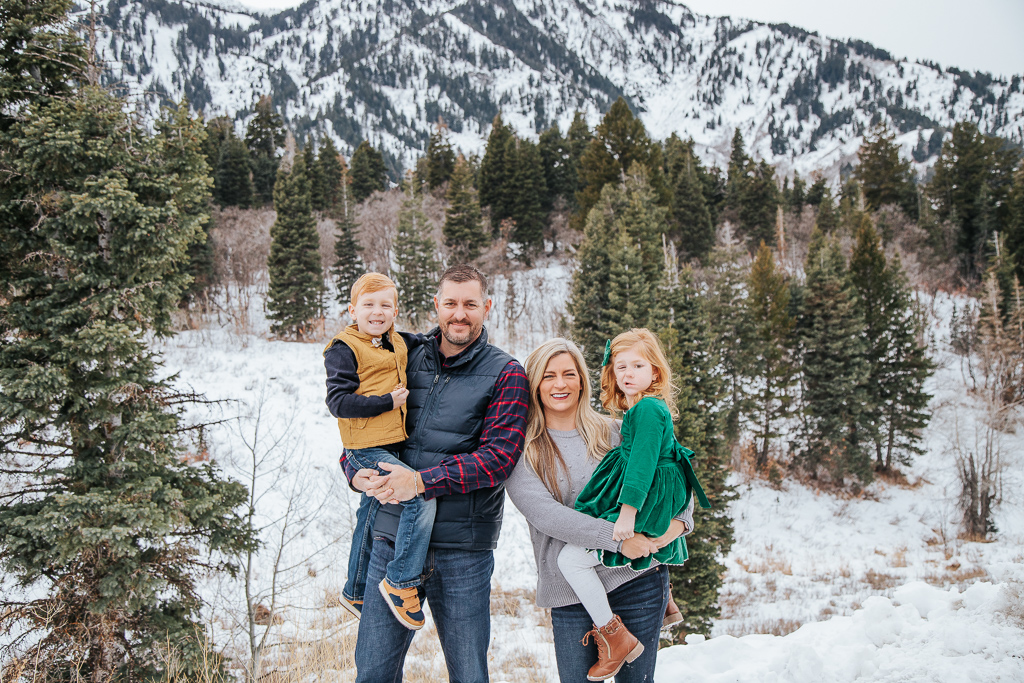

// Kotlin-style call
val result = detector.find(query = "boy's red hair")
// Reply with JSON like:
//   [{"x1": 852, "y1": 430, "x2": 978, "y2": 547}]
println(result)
[{"x1": 350, "y1": 272, "x2": 398, "y2": 307}]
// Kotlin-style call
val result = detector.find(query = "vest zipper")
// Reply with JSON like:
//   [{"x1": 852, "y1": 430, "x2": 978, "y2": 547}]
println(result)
[{"x1": 428, "y1": 373, "x2": 439, "y2": 395}]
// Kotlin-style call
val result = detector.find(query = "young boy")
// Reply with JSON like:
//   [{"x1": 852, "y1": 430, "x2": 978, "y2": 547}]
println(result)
[{"x1": 324, "y1": 272, "x2": 433, "y2": 630}]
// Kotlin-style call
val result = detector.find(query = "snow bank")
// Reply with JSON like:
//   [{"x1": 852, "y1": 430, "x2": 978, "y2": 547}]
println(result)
[{"x1": 656, "y1": 580, "x2": 1024, "y2": 682}]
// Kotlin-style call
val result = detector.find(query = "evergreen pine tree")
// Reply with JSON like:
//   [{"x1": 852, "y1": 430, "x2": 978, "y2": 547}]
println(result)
[
  {"x1": 569, "y1": 164, "x2": 666, "y2": 376},
  {"x1": 573, "y1": 98, "x2": 670, "y2": 232},
  {"x1": 214, "y1": 131, "x2": 253, "y2": 208},
  {"x1": 672, "y1": 153, "x2": 715, "y2": 262},
  {"x1": 855, "y1": 123, "x2": 918, "y2": 218},
  {"x1": 0, "y1": 88, "x2": 252, "y2": 678},
  {"x1": 350, "y1": 140, "x2": 388, "y2": 202},
  {"x1": 805, "y1": 175, "x2": 828, "y2": 206},
  {"x1": 173, "y1": 102, "x2": 216, "y2": 308},
  {"x1": 565, "y1": 111, "x2": 592, "y2": 210},
  {"x1": 930, "y1": 121, "x2": 1019, "y2": 278},
  {"x1": 538, "y1": 123, "x2": 572, "y2": 210},
  {"x1": 726, "y1": 128, "x2": 750, "y2": 208},
  {"x1": 796, "y1": 228, "x2": 872, "y2": 483},
  {"x1": 849, "y1": 217, "x2": 934, "y2": 470},
  {"x1": 425, "y1": 120, "x2": 456, "y2": 190},
  {"x1": 705, "y1": 224, "x2": 753, "y2": 441},
  {"x1": 201, "y1": 115, "x2": 233, "y2": 173},
  {"x1": 245, "y1": 95, "x2": 284, "y2": 205},
  {"x1": 814, "y1": 187, "x2": 839, "y2": 233},
  {"x1": 266, "y1": 155, "x2": 324, "y2": 339},
  {"x1": 317, "y1": 136, "x2": 345, "y2": 216},
  {"x1": 789, "y1": 171, "x2": 807, "y2": 211},
  {"x1": 394, "y1": 183, "x2": 441, "y2": 329},
  {"x1": 739, "y1": 160, "x2": 780, "y2": 246},
  {"x1": 1007, "y1": 166, "x2": 1024, "y2": 284},
  {"x1": 653, "y1": 261, "x2": 735, "y2": 638},
  {"x1": 509, "y1": 137, "x2": 548, "y2": 250},
  {"x1": 303, "y1": 138, "x2": 322, "y2": 211},
  {"x1": 0, "y1": 0, "x2": 86, "y2": 129},
  {"x1": 443, "y1": 154, "x2": 488, "y2": 262},
  {"x1": 478, "y1": 113, "x2": 514, "y2": 220},
  {"x1": 332, "y1": 163, "x2": 363, "y2": 304},
  {"x1": 745, "y1": 242, "x2": 796, "y2": 469}
]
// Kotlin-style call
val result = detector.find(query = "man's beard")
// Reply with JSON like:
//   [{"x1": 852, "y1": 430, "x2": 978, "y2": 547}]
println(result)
[{"x1": 440, "y1": 318, "x2": 479, "y2": 348}]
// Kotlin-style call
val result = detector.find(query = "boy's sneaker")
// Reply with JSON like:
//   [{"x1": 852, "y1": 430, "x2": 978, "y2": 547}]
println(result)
[
  {"x1": 379, "y1": 578, "x2": 425, "y2": 630},
  {"x1": 339, "y1": 596, "x2": 362, "y2": 620}
]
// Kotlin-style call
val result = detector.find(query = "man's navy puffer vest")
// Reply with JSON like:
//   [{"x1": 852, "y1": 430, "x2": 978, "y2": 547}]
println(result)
[{"x1": 373, "y1": 327, "x2": 514, "y2": 550}]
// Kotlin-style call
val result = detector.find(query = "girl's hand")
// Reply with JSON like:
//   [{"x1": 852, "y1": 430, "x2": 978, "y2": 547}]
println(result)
[{"x1": 612, "y1": 517, "x2": 635, "y2": 541}]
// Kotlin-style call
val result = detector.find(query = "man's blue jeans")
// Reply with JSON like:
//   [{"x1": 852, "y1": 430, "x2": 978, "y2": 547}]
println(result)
[
  {"x1": 354, "y1": 538, "x2": 494, "y2": 683},
  {"x1": 342, "y1": 447, "x2": 437, "y2": 601},
  {"x1": 550, "y1": 566, "x2": 670, "y2": 683}
]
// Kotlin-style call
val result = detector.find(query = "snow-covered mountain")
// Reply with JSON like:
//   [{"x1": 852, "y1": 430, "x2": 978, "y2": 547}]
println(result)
[{"x1": 94, "y1": 0, "x2": 1024, "y2": 178}]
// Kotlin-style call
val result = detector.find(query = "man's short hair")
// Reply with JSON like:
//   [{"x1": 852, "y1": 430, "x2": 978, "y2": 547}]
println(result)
[
  {"x1": 350, "y1": 272, "x2": 398, "y2": 307},
  {"x1": 436, "y1": 264, "x2": 488, "y2": 300}
]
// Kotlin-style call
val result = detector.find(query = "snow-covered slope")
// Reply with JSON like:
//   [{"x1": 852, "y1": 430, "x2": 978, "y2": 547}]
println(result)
[
  {"x1": 94, "y1": 0, "x2": 1024, "y2": 179},
  {"x1": 153, "y1": 287, "x2": 1024, "y2": 679}
]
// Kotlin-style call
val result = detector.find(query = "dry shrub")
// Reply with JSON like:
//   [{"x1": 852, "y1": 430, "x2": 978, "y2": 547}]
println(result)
[
  {"x1": 490, "y1": 586, "x2": 535, "y2": 619},
  {"x1": 889, "y1": 546, "x2": 908, "y2": 568},
  {"x1": 317, "y1": 215, "x2": 338, "y2": 274},
  {"x1": 733, "y1": 545, "x2": 792, "y2": 575},
  {"x1": 719, "y1": 617, "x2": 803, "y2": 638},
  {"x1": 355, "y1": 190, "x2": 402, "y2": 275},
  {"x1": 779, "y1": 205, "x2": 816, "y2": 273},
  {"x1": 492, "y1": 646, "x2": 544, "y2": 683},
  {"x1": 863, "y1": 569, "x2": 901, "y2": 591},
  {"x1": 208, "y1": 206, "x2": 274, "y2": 335}
]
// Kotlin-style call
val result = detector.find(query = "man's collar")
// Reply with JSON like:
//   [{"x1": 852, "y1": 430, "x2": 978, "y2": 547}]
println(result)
[{"x1": 433, "y1": 327, "x2": 489, "y2": 366}]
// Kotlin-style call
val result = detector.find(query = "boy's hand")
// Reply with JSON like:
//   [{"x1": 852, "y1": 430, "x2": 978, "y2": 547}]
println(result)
[
  {"x1": 612, "y1": 517, "x2": 635, "y2": 541},
  {"x1": 390, "y1": 385, "x2": 409, "y2": 408}
]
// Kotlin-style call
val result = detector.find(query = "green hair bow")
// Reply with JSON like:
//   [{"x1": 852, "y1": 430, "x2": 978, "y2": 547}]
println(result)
[{"x1": 601, "y1": 339, "x2": 612, "y2": 367}]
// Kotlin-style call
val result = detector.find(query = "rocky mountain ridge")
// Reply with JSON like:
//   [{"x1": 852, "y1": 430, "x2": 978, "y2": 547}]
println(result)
[{"x1": 93, "y1": 0, "x2": 1024, "y2": 178}]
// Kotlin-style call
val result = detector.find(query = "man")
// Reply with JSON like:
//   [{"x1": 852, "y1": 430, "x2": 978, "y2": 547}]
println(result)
[{"x1": 339, "y1": 264, "x2": 529, "y2": 683}]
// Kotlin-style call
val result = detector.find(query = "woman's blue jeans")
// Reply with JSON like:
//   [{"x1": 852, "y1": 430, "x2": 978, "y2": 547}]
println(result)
[
  {"x1": 342, "y1": 446, "x2": 436, "y2": 601},
  {"x1": 354, "y1": 539, "x2": 495, "y2": 683},
  {"x1": 550, "y1": 566, "x2": 670, "y2": 683}
]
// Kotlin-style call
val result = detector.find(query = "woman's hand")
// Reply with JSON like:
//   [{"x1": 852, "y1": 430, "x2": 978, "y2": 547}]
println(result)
[
  {"x1": 650, "y1": 519, "x2": 687, "y2": 549},
  {"x1": 620, "y1": 534, "x2": 659, "y2": 559}
]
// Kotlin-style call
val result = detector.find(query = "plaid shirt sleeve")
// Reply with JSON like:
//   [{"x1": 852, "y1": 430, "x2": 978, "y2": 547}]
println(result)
[{"x1": 418, "y1": 360, "x2": 529, "y2": 500}]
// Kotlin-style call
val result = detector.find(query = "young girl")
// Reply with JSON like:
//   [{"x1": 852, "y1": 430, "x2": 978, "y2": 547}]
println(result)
[{"x1": 557, "y1": 328, "x2": 709, "y2": 681}]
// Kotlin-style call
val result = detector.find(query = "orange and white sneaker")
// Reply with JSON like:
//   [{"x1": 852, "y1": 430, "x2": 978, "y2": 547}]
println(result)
[
  {"x1": 379, "y1": 578, "x2": 426, "y2": 630},
  {"x1": 339, "y1": 595, "x2": 362, "y2": 620}
]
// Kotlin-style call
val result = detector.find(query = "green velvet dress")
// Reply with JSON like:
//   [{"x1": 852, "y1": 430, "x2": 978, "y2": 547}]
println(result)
[{"x1": 574, "y1": 397, "x2": 709, "y2": 570}]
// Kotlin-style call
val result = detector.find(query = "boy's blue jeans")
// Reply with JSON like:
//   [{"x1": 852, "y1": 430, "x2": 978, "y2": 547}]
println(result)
[{"x1": 343, "y1": 446, "x2": 437, "y2": 601}]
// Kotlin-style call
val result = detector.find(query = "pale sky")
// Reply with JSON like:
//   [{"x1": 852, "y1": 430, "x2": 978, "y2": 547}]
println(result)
[{"x1": 227, "y1": 0, "x2": 1024, "y2": 78}]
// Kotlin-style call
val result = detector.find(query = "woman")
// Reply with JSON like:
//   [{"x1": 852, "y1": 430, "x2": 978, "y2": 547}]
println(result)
[{"x1": 505, "y1": 338, "x2": 692, "y2": 682}]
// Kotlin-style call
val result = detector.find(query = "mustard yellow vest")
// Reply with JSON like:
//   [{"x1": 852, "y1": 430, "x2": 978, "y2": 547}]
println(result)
[{"x1": 325, "y1": 323, "x2": 409, "y2": 449}]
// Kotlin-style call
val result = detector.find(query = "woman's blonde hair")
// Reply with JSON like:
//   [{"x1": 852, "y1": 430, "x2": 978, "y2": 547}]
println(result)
[
  {"x1": 523, "y1": 338, "x2": 612, "y2": 502},
  {"x1": 600, "y1": 328, "x2": 678, "y2": 418}
]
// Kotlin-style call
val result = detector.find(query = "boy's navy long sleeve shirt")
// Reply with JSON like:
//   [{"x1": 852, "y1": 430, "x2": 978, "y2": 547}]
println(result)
[{"x1": 324, "y1": 330, "x2": 426, "y2": 419}]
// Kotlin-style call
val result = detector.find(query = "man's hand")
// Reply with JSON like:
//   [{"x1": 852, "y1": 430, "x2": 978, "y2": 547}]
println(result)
[
  {"x1": 620, "y1": 535, "x2": 659, "y2": 560},
  {"x1": 351, "y1": 468, "x2": 378, "y2": 493},
  {"x1": 373, "y1": 462, "x2": 420, "y2": 503}
]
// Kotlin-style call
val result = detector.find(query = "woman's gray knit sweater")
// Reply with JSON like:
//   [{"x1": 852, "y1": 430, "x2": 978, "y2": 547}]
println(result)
[{"x1": 504, "y1": 427, "x2": 694, "y2": 609}]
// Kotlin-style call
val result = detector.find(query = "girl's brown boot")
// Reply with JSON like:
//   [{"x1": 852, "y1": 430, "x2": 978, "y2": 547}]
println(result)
[{"x1": 582, "y1": 614, "x2": 645, "y2": 681}]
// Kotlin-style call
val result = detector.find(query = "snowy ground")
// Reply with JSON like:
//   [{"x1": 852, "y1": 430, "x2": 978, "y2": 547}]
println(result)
[{"x1": 155, "y1": 289, "x2": 1024, "y2": 681}]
